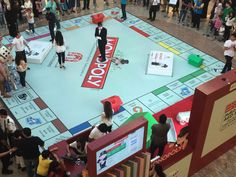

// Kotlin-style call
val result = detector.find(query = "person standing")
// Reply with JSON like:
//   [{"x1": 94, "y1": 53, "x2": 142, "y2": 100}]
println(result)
[
  {"x1": 82, "y1": 0, "x2": 90, "y2": 10},
  {"x1": 0, "y1": 138, "x2": 15, "y2": 175},
  {"x1": 179, "y1": 0, "x2": 191, "y2": 23},
  {"x1": 46, "y1": 7, "x2": 56, "y2": 42},
  {"x1": 16, "y1": 58, "x2": 27, "y2": 87},
  {"x1": 0, "y1": 60, "x2": 11, "y2": 98},
  {"x1": 221, "y1": 32, "x2": 236, "y2": 73},
  {"x1": 95, "y1": 22, "x2": 107, "y2": 62},
  {"x1": 150, "y1": 114, "x2": 170, "y2": 158},
  {"x1": 11, "y1": 32, "x2": 31, "y2": 68},
  {"x1": 54, "y1": 31, "x2": 66, "y2": 68},
  {"x1": 0, "y1": 109, "x2": 17, "y2": 146},
  {"x1": 148, "y1": 0, "x2": 160, "y2": 22},
  {"x1": 16, "y1": 127, "x2": 44, "y2": 177},
  {"x1": 223, "y1": 12, "x2": 235, "y2": 41},
  {"x1": 25, "y1": 8, "x2": 35, "y2": 34},
  {"x1": 45, "y1": 0, "x2": 61, "y2": 29},
  {"x1": 101, "y1": 101, "x2": 113, "y2": 133},
  {"x1": 192, "y1": 0, "x2": 204, "y2": 30},
  {"x1": 121, "y1": 0, "x2": 127, "y2": 20}
]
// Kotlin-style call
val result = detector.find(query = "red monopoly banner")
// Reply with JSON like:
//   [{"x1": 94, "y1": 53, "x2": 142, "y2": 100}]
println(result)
[{"x1": 82, "y1": 37, "x2": 118, "y2": 89}]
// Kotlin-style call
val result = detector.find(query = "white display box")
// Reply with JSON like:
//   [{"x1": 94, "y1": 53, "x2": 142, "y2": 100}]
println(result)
[
  {"x1": 26, "y1": 41, "x2": 52, "y2": 64},
  {"x1": 147, "y1": 51, "x2": 174, "y2": 76}
]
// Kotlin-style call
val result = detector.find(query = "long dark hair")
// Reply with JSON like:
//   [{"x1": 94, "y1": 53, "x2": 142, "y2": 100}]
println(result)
[
  {"x1": 103, "y1": 101, "x2": 113, "y2": 120},
  {"x1": 55, "y1": 31, "x2": 64, "y2": 46}
]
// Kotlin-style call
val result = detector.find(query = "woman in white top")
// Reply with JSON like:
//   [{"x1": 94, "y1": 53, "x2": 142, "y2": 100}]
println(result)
[
  {"x1": 224, "y1": 11, "x2": 236, "y2": 41},
  {"x1": 101, "y1": 101, "x2": 113, "y2": 132},
  {"x1": 54, "y1": 31, "x2": 66, "y2": 68}
]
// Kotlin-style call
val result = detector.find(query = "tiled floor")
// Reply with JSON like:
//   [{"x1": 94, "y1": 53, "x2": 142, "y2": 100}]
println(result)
[{"x1": 0, "y1": 0, "x2": 235, "y2": 176}]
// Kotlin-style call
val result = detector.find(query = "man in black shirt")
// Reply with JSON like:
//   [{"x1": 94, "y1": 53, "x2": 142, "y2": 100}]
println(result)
[
  {"x1": 45, "y1": 7, "x2": 56, "y2": 42},
  {"x1": 95, "y1": 22, "x2": 107, "y2": 62},
  {"x1": 17, "y1": 127, "x2": 44, "y2": 177},
  {"x1": 0, "y1": 126, "x2": 14, "y2": 175}
]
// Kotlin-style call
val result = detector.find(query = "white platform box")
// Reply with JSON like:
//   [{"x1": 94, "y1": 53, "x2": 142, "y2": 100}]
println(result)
[
  {"x1": 147, "y1": 51, "x2": 174, "y2": 76},
  {"x1": 25, "y1": 41, "x2": 52, "y2": 64}
]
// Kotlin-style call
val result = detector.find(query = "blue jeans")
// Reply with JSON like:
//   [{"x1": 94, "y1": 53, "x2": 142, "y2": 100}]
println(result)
[
  {"x1": 28, "y1": 23, "x2": 35, "y2": 33},
  {"x1": 179, "y1": 9, "x2": 187, "y2": 22},
  {"x1": 25, "y1": 158, "x2": 38, "y2": 177}
]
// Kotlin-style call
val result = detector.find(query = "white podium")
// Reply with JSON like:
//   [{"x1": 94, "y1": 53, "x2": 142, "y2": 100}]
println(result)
[
  {"x1": 147, "y1": 51, "x2": 174, "y2": 76},
  {"x1": 26, "y1": 41, "x2": 52, "y2": 64}
]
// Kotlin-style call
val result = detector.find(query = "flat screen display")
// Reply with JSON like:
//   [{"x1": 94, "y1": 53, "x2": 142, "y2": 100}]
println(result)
[{"x1": 95, "y1": 126, "x2": 145, "y2": 175}]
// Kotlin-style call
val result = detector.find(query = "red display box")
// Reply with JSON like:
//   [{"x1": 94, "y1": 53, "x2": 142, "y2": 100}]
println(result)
[{"x1": 91, "y1": 13, "x2": 105, "y2": 24}]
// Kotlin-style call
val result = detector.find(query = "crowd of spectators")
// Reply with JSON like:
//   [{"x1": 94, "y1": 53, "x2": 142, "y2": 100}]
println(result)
[{"x1": 0, "y1": 0, "x2": 235, "y2": 40}]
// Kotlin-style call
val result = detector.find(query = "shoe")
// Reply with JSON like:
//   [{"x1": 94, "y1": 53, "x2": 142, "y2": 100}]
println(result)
[
  {"x1": 26, "y1": 29, "x2": 30, "y2": 33},
  {"x1": 3, "y1": 93, "x2": 11, "y2": 98},
  {"x1": 87, "y1": 7, "x2": 90, "y2": 10},
  {"x1": 60, "y1": 65, "x2": 62, "y2": 68},
  {"x1": 147, "y1": 18, "x2": 151, "y2": 20},
  {"x1": 151, "y1": 19, "x2": 155, "y2": 22},
  {"x1": 21, "y1": 167, "x2": 26, "y2": 171},
  {"x1": 2, "y1": 169, "x2": 13, "y2": 175},
  {"x1": 27, "y1": 67, "x2": 30, "y2": 70},
  {"x1": 50, "y1": 39, "x2": 53, "y2": 42},
  {"x1": 82, "y1": 7, "x2": 85, "y2": 10},
  {"x1": 123, "y1": 18, "x2": 127, "y2": 21},
  {"x1": 18, "y1": 165, "x2": 21, "y2": 169}
]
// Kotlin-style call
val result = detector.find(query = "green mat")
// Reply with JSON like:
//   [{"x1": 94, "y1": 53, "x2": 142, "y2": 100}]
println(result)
[{"x1": 122, "y1": 112, "x2": 158, "y2": 148}]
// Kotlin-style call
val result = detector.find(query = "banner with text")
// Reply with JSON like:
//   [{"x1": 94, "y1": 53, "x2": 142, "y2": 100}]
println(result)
[{"x1": 82, "y1": 37, "x2": 118, "y2": 89}]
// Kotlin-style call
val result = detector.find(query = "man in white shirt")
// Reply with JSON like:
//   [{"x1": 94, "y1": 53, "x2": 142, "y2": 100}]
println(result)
[
  {"x1": 148, "y1": 0, "x2": 160, "y2": 21},
  {"x1": 11, "y1": 32, "x2": 31, "y2": 69},
  {"x1": 0, "y1": 109, "x2": 17, "y2": 146},
  {"x1": 221, "y1": 32, "x2": 236, "y2": 73}
]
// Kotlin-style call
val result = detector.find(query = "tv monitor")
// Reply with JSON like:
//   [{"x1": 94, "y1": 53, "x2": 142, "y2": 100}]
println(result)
[{"x1": 87, "y1": 117, "x2": 148, "y2": 177}]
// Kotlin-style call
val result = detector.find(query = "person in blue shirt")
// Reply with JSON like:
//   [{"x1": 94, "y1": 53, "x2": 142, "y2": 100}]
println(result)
[
  {"x1": 192, "y1": 0, "x2": 204, "y2": 30},
  {"x1": 121, "y1": 0, "x2": 127, "y2": 20}
]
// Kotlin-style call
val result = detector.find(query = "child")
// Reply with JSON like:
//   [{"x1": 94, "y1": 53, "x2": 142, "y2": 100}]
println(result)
[
  {"x1": 13, "y1": 130, "x2": 26, "y2": 171},
  {"x1": 36, "y1": 150, "x2": 59, "y2": 177},
  {"x1": 221, "y1": 32, "x2": 236, "y2": 73},
  {"x1": 16, "y1": 59, "x2": 27, "y2": 87},
  {"x1": 213, "y1": 14, "x2": 222, "y2": 39},
  {"x1": 54, "y1": 31, "x2": 66, "y2": 68},
  {"x1": 25, "y1": 9, "x2": 35, "y2": 34}
]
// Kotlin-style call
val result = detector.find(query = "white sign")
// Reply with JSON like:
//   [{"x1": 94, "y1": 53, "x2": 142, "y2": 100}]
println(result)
[
  {"x1": 147, "y1": 51, "x2": 174, "y2": 76},
  {"x1": 26, "y1": 41, "x2": 52, "y2": 64},
  {"x1": 96, "y1": 127, "x2": 144, "y2": 175},
  {"x1": 169, "y1": 0, "x2": 178, "y2": 5}
]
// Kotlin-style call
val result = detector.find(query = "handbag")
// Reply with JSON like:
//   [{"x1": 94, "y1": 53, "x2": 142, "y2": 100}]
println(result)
[{"x1": 3, "y1": 80, "x2": 11, "y2": 92}]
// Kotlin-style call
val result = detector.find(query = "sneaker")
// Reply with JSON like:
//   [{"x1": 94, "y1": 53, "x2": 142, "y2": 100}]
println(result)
[{"x1": 26, "y1": 29, "x2": 30, "y2": 33}]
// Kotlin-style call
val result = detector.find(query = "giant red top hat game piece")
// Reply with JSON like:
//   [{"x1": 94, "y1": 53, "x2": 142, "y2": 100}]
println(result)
[
  {"x1": 91, "y1": 13, "x2": 105, "y2": 24},
  {"x1": 101, "y1": 95, "x2": 123, "y2": 113}
]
